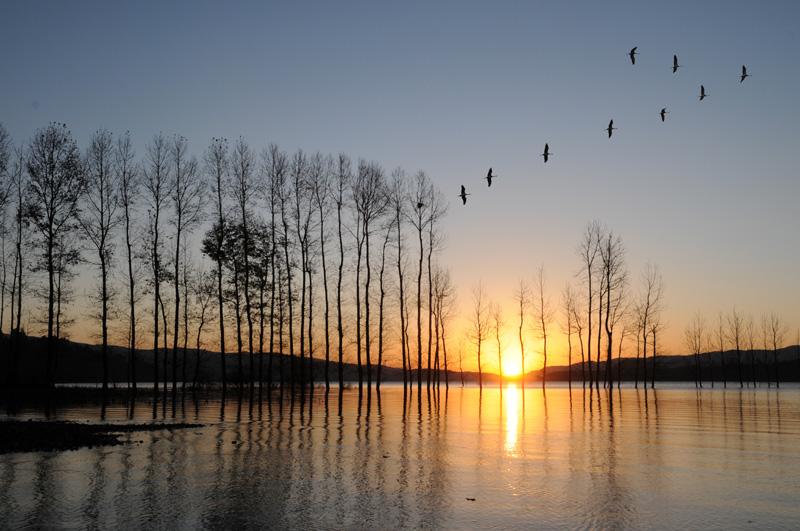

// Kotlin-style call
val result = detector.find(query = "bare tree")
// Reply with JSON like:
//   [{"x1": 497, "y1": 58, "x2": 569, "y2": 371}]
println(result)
[
  {"x1": 716, "y1": 313, "x2": 726, "y2": 388},
  {"x1": 333, "y1": 154, "x2": 350, "y2": 389},
  {"x1": 25, "y1": 123, "x2": 85, "y2": 386},
  {"x1": 310, "y1": 154, "x2": 332, "y2": 388},
  {"x1": 515, "y1": 279, "x2": 529, "y2": 390},
  {"x1": 191, "y1": 270, "x2": 215, "y2": 389},
  {"x1": 434, "y1": 267, "x2": 455, "y2": 389},
  {"x1": 79, "y1": 129, "x2": 121, "y2": 392},
  {"x1": 684, "y1": 313, "x2": 706, "y2": 388},
  {"x1": 745, "y1": 315, "x2": 756, "y2": 387},
  {"x1": 471, "y1": 282, "x2": 489, "y2": 389},
  {"x1": 376, "y1": 210, "x2": 395, "y2": 390},
  {"x1": 407, "y1": 172, "x2": 431, "y2": 390},
  {"x1": 116, "y1": 133, "x2": 140, "y2": 390},
  {"x1": 389, "y1": 170, "x2": 409, "y2": 387},
  {"x1": 229, "y1": 138, "x2": 255, "y2": 389},
  {"x1": 577, "y1": 221, "x2": 601, "y2": 389},
  {"x1": 600, "y1": 231, "x2": 627, "y2": 388},
  {"x1": 142, "y1": 133, "x2": 172, "y2": 392},
  {"x1": 726, "y1": 307, "x2": 744, "y2": 388},
  {"x1": 425, "y1": 185, "x2": 447, "y2": 388},
  {"x1": 492, "y1": 302, "x2": 504, "y2": 386},
  {"x1": 170, "y1": 136, "x2": 204, "y2": 393},
  {"x1": 204, "y1": 138, "x2": 228, "y2": 392},
  {"x1": 571, "y1": 294, "x2": 587, "y2": 387},
  {"x1": 562, "y1": 284, "x2": 577, "y2": 389},
  {"x1": 264, "y1": 144, "x2": 288, "y2": 388},
  {"x1": 764, "y1": 313, "x2": 786, "y2": 387},
  {"x1": 636, "y1": 263, "x2": 663, "y2": 389},
  {"x1": 533, "y1": 266, "x2": 553, "y2": 388}
]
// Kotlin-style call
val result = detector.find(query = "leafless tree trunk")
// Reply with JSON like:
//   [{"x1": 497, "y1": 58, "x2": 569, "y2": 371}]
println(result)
[
  {"x1": 515, "y1": 280, "x2": 529, "y2": 391},
  {"x1": 471, "y1": 282, "x2": 489, "y2": 389},
  {"x1": 727, "y1": 307, "x2": 744, "y2": 388},
  {"x1": 534, "y1": 266, "x2": 552, "y2": 389},
  {"x1": 684, "y1": 313, "x2": 706, "y2": 388},
  {"x1": 334, "y1": 155, "x2": 350, "y2": 389},
  {"x1": 192, "y1": 271, "x2": 214, "y2": 389},
  {"x1": 377, "y1": 217, "x2": 393, "y2": 390},
  {"x1": 562, "y1": 284, "x2": 577, "y2": 390},
  {"x1": 577, "y1": 221, "x2": 601, "y2": 390},
  {"x1": 311, "y1": 154, "x2": 332, "y2": 389},
  {"x1": 231, "y1": 138, "x2": 255, "y2": 389},
  {"x1": 80, "y1": 129, "x2": 121, "y2": 393},
  {"x1": 264, "y1": 144, "x2": 287, "y2": 389},
  {"x1": 636, "y1": 263, "x2": 663, "y2": 389},
  {"x1": 600, "y1": 231, "x2": 627, "y2": 389},
  {"x1": 204, "y1": 138, "x2": 228, "y2": 392},
  {"x1": 170, "y1": 136, "x2": 203, "y2": 395},
  {"x1": 765, "y1": 313, "x2": 785, "y2": 387},
  {"x1": 425, "y1": 186, "x2": 446, "y2": 388},
  {"x1": 492, "y1": 302, "x2": 504, "y2": 387},
  {"x1": 25, "y1": 123, "x2": 85, "y2": 387},
  {"x1": 745, "y1": 316, "x2": 756, "y2": 387},
  {"x1": 717, "y1": 313, "x2": 726, "y2": 388},
  {"x1": 409, "y1": 172, "x2": 430, "y2": 391},
  {"x1": 116, "y1": 133, "x2": 139, "y2": 390}
]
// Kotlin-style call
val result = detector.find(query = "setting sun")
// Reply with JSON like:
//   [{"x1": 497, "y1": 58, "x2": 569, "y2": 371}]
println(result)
[{"x1": 502, "y1": 354, "x2": 522, "y2": 378}]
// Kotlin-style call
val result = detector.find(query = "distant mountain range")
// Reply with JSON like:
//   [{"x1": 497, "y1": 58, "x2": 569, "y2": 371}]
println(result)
[{"x1": 2, "y1": 334, "x2": 799, "y2": 386}]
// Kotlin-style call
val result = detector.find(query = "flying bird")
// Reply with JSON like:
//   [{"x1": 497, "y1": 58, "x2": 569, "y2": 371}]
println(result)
[
  {"x1": 660, "y1": 108, "x2": 668, "y2": 122},
  {"x1": 699, "y1": 85, "x2": 708, "y2": 101},
  {"x1": 672, "y1": 54, "x2": 680, "y2": 73},
  {"x1": 629, "y1": 47, "x2": 638, "y2": 65},
  {"x1": 606, "y1": 119, "x2": 617, "y2": 138},
  {"x1": 740, "y1": 65, "x2": 749, "y2": 83},
  {"x1": 485, "y1": 167, "x2": 497, "y2": 187},
  {"x1": 541, "y1": 143, "x2": 551, "y2": 163},
  {"x1": 458, "y1": 185, "x2": 470, "y2": 205}
]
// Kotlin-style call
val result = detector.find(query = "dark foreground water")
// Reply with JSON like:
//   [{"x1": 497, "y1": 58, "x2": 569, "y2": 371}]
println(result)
[{"x1": 1, "y1": 384, "x2": 799, "y2": 529}]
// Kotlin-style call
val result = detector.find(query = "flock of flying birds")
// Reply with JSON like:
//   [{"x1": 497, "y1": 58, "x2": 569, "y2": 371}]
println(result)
[{"x1": 457, "y1": 47, "x2": 751, "y2": 205}]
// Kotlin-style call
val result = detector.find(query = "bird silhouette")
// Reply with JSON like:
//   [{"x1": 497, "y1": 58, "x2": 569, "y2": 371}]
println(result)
[
  {"x1": 699, "y1": 85, "x2": 708, "y2": 101},
  {"x1": 541, "y1": 143, "x2": 551, "y2": 163},
  {"x1": 416, "y1": 202, "x2": 424, "y2": 210},
  {"x1": 485, "y1": 167, "x2": 497, "y2": 187},
  {"x1": 740, "y1": 65, "x2": 749, "y2": 83},
  {"x1": 672, "y1": 54, "x2": 680, "y2": 73},
  {"x1": 629, "y1": 47, "x2": 638, "y2": 65},
  {"x1": 660, "y1": 108, "x2": 668, "y2": 122},
  {"x1": 606, "y1": 119, "x2": 617, "y2": 138},
  {"x1": 458, "y1": 185, "x2": 470, "y2": 205}
]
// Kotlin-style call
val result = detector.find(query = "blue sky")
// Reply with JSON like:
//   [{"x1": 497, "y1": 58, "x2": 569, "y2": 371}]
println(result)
[{"x1": 1, "y1": 0, "x2": 799, "y2": 359}]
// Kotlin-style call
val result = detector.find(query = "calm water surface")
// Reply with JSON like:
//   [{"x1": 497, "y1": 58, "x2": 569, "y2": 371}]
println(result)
[{"x1": 1, "y1": 385, "x2": 799, "y2": 529}]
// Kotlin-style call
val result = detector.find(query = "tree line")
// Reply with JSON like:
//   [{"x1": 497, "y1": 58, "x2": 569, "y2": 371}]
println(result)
[
  {"x1": 0, "y1": 122, "x2": 457, "y2": 394},
  {"x1": 470, "y1": 221, "x2": 797, "y2": 389}
]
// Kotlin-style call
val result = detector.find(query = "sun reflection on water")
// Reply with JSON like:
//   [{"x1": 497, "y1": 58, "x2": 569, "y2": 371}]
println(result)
[{"x1": 504, "y1": 384, "x2": 521, "y2": 456}]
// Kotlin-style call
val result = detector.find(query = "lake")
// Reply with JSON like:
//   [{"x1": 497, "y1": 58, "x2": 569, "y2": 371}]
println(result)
[{"x1": 1, "y1": 384, "x2": 799, "y2": 529}]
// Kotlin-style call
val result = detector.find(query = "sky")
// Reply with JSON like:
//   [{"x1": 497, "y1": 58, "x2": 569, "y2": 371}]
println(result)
[{"x1": 1, "y1": 0, "x2": 799, "y2": 371}]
